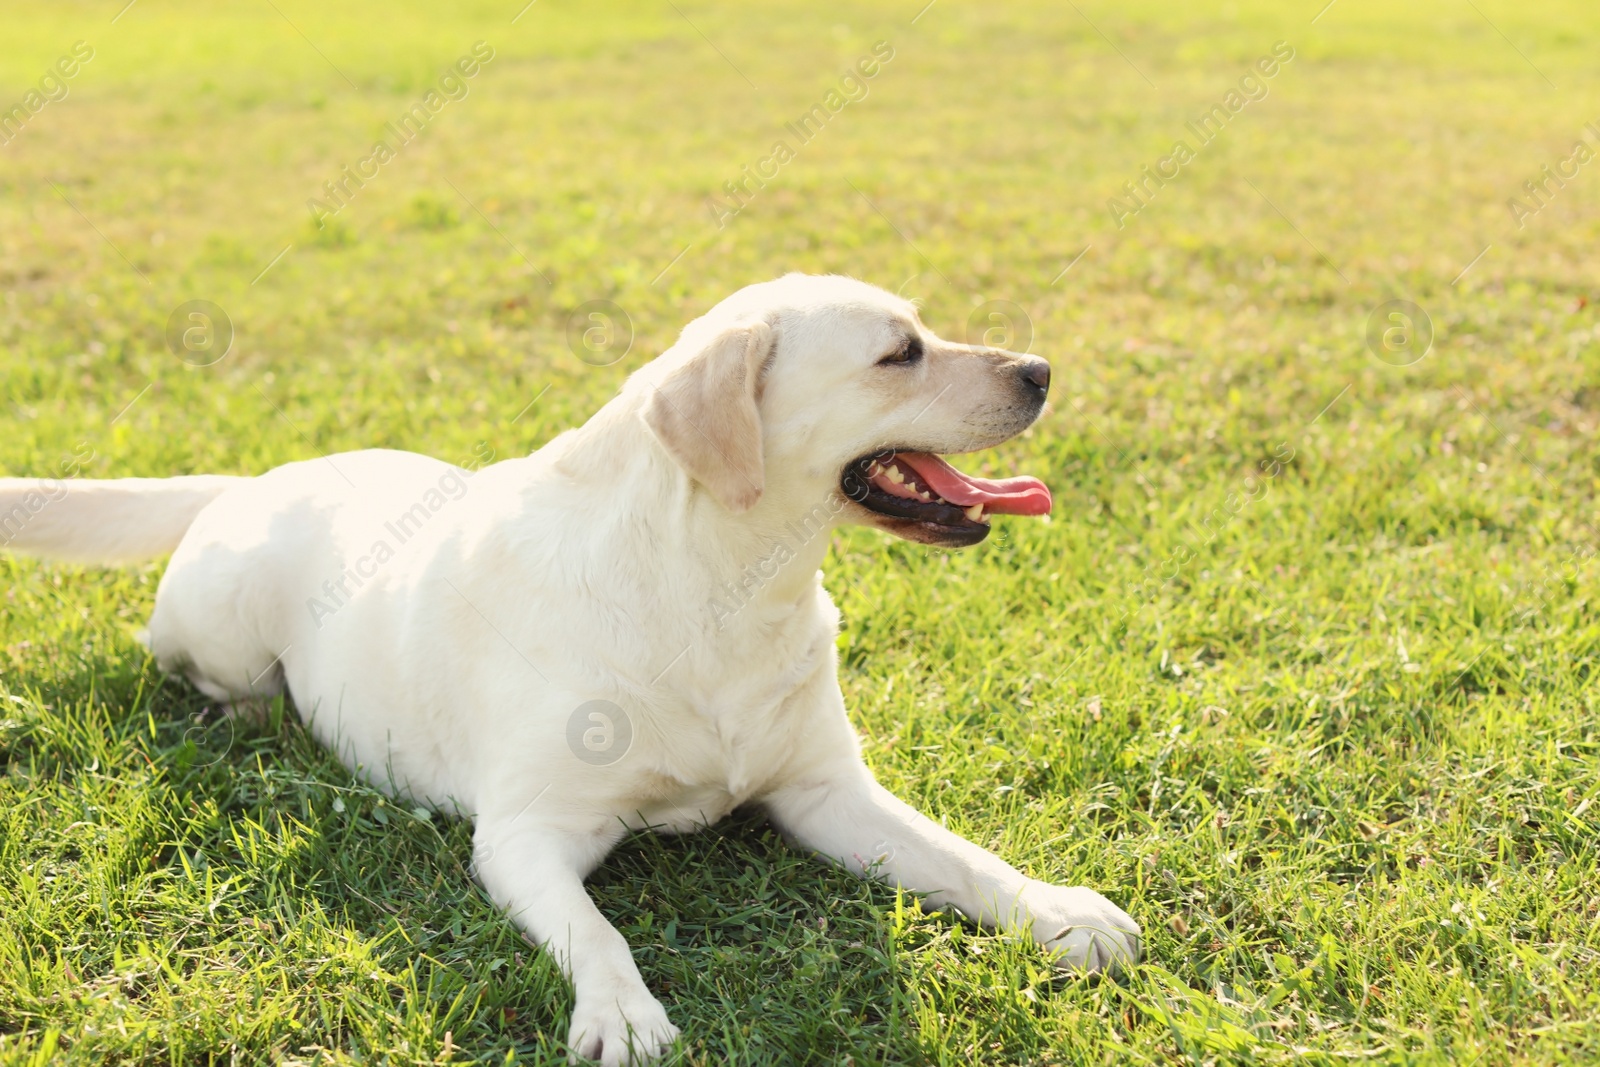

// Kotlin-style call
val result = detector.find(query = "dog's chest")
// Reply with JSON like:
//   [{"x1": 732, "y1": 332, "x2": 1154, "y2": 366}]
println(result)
[
  {"x1": 620, "y1": 582, "x2": 838, "y2": 833},
  {"x1": 626, "y1": 698, "x2": 799, "y2": 832},
  {"x1": 629, "y1": 658, "x2": 830, "y2": 831}
]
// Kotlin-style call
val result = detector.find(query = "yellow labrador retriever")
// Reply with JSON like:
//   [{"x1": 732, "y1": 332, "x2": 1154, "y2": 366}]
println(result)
[{"x1": 0, "y1": 273, "x2": 1139, "y2": 1064}]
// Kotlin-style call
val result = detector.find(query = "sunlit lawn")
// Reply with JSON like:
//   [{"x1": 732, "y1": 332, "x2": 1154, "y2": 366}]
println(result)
[{"x1": 2, "y1": 0, "x2": 1598, "y2": 1063}]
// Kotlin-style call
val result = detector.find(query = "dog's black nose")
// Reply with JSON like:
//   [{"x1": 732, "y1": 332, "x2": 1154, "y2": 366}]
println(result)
[{"x1": 1020, "y1": 358, "x2": 1050, "y2": 395}]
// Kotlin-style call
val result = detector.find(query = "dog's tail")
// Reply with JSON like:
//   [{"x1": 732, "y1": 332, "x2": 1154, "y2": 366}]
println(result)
[{"x1": 0, "y1": 476, "x2": 246, "y2": 564}]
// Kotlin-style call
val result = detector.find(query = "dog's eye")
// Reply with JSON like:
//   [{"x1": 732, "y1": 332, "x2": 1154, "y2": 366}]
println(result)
[{"x1": 878, "y1": 336, "x2": 923, "y2": 366}]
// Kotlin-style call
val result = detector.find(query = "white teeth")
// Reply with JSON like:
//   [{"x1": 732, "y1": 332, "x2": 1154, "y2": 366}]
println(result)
[
  {"x1": 867, "y1": 462, "x2": 882, "y2": 476},
  {"x1": 918, "y1": 491, "x2": 932, "y2": 501},
  {"x1": 965, "y1": 504, "x2": 986, "y2": 522},
  {"x1": 885, "y1": 466, "x2": 904, "y2": 484}
]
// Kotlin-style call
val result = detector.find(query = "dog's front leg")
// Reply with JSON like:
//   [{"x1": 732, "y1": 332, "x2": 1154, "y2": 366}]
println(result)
[
  {"x1": 764, "y1": 760, "x2": 1140, "y2": 971},
  {"x1": 472, "y1": 820, "x2": 678, "y2": 1065}
]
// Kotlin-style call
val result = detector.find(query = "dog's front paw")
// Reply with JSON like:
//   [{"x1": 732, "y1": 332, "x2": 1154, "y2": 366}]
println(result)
[
  {"x1": 1023, "y1": 881, "x2": 1141, "y2": 973},
  {"x1": 567, "y1": 988, "x2": 679, "y2": 1066}
]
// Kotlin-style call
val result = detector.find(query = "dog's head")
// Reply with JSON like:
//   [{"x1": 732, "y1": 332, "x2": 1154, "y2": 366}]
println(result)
[{"x1": 636, "y1": 274, "x2": 1052, "y2": 547}]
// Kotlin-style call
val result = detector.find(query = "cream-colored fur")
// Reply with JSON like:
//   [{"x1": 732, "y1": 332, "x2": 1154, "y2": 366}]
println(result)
[
  {"x1": 641, "y1": 321, "x2": 770, "y2": 512},
  {"x1": 0, "y1": 274, "x2": 1139, "y2": 1065}
]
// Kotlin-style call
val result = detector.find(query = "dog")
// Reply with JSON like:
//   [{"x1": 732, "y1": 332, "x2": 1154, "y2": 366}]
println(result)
[{"x1": 0, "y1": 274, "x2": 1139, "y2": 1064}]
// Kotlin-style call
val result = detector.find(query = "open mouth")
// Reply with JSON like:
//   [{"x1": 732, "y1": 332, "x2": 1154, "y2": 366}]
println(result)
[{"x1": 840, "y1": 450, "x2": 1053, "y2": 546}]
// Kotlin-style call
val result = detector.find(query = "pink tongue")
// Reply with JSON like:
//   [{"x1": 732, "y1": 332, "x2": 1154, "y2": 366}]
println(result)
[{"x1": 894, "y1": 452, "x2": 1053, "y2": 516}]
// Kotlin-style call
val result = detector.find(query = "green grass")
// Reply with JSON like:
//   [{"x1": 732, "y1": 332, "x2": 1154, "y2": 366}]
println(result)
[{"x1": 3, "y1": 0, "x2": 1599, "y2": 1062}]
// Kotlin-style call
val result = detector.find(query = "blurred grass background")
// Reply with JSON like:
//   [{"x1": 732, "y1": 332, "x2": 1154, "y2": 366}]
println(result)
[{"x1": 2, "y1": 0, "x2": 1598, "y2": 1063}]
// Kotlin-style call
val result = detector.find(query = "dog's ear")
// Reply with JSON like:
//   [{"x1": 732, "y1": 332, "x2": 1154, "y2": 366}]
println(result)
[{"x1": 642, "y1": 321, "x2": 772, "y2": 512}]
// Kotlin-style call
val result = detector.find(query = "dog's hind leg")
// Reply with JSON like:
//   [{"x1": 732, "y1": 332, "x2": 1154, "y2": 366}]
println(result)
[
  {"x1": 141, "y1": 587, "x2": 289, "y2": 716},
  {"x1": 140, "y1": 630, "x2": 284, "y2": 725}
]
